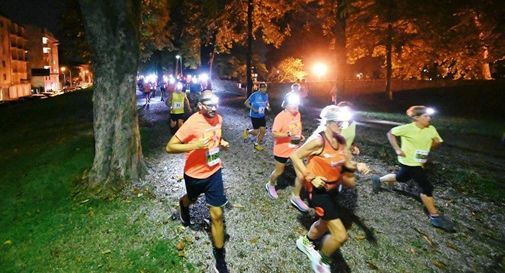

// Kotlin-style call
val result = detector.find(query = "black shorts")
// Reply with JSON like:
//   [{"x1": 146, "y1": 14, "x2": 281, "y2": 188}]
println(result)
[
  {"x1": 274, "y1": 156, "x2": 289, "y2": 164},
  {"x1": 395, "y1": 164, "x2": 433, "y2": 196},
  {"x1": 251, "y1": 117, "x2": 266, "y2": 129},
  {"x1": 170, "y1": 113, "x2": 185, "y2": 121},
  {"x1": 309, "y1": 187, "x2": 342, "y2": 221},
  {"x1": 184, "y1": 169, "x2": 228, "y2": 207}
]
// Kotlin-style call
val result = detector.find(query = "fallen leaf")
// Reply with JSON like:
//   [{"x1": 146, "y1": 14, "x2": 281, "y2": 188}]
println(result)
[
  {"x1": 432, "y1": 260, "x2": 447, "y2": 270},
  {"x1": 3, "y1": 240, "x2": 12, "y2": 245},
  {"x1": 366, "y1": 261, "x2": 379, "y2": 271},
  {"x1": 178, "y1": 250, "x2": 185, "y2": 257},
  {"x1": 232, "y1": 203, "x2": 244, "y2": 208},
  {"x1": 409, "y1": 248, "x2": 416, "y2": 254},
  {"x1": 446, "y1": 242, "x2": 460, "y2": 252},
  {"x1": 176, "y1": 241, "x2": 185, "y2": 250},
  {"x1": 101, "y1": 249, "x2": 111, "y2": 255},
  {"x1": 354, "y1": 235, "x2": 366, "y2": 241},
  {"x1": 80, "y1": 199, "x2": 89, "y2": 204}
]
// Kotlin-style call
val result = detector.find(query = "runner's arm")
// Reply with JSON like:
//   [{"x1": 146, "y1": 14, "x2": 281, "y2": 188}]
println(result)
[
  {"x1": 166, "y1": 135, "x2": 208, "y2": 153},
  {"x1": 184, "y1": 95, "x2": 192, "y2": 112},
  {"x1": 387, "y1": 130, "x2": 405, "y2": 157}
]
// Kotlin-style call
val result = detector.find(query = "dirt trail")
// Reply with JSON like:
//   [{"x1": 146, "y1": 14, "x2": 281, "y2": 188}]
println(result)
[{"x1": 135, "y1": 89, "x2": 505, "y2": 273}]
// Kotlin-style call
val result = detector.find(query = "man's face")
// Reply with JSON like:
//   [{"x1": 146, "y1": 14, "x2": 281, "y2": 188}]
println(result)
[
  {"x1": 414, "y1": 114, "x2": 431, "y2": 127},
  {"x1": 200, "y1": 102, "x2": 218, "y2": 118},
  {"x1": 259, "y1": 85, "x2": 267, "y2": 92}
]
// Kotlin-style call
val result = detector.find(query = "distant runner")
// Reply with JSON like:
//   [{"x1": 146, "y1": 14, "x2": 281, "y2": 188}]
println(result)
[
  {"x1": 166, "y1": 90, "x2": 231, "y2": 273},
  {"x1": 168, "y1": 82, "x2": 192, "y2": 134},
  {"x1": 265, "y1": 92, "x2": 309, "y2": 212},
  {"x1": 372, "y1": 105, "x2": 455, "y2": 232},
  {"x1": 243, "y1": 82, "x2": 270, "y2": 151},
  {"x1": 291, "y1": 105, "x2": 357, "y2": 273}
]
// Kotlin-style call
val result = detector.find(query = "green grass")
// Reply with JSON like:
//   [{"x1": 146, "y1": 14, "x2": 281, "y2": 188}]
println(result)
[
  {"x1": 357, "y1": 111, "x2": 504, "y2": 138},
  {"x1": 0, "y1": 90, "x2": 191, "y2": 272}
]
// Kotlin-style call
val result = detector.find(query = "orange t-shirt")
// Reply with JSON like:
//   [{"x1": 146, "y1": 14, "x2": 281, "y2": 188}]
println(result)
[
  {"x1": 175, "y1": 112, "x2": 223, "y2": 179},
  {"x1": 306, "y1": 132, "x2": 346, "y2": 184},
  {"x1": 272, "y1": 110, "x2": 302, "y2": 158}
]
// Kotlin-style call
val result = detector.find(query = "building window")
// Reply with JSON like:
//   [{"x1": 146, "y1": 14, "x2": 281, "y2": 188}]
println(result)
[
  {"x1": 3, "y1": 74, "x2": 6, "y2": 80},
  {"x1": 44, "y1": 65, "x2": 50, "y2": 69},
  {"x1": 2, "y1": 61, "x2": 5, "y2": 67},
  {"x1": 42, "y1": 37, "x2": 48, "y2": 44},
  {"x1": 43, "y1": 47, "x2": 50, "y2": 53}
]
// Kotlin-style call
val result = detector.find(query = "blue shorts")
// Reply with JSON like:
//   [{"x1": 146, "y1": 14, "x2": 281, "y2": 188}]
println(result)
[{"x1": 184, "y1": 169, "x2": 228, "y2": 207}]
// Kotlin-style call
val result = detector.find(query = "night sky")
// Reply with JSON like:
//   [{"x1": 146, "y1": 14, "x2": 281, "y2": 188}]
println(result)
[{"x1": 0, "y1": 0, "x2": 63, "y2": 34}]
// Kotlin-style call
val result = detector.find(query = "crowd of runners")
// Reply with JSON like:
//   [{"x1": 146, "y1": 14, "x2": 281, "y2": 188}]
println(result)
[{"x1": 162, "y1": 81, "x2": 455, "y2": 273}]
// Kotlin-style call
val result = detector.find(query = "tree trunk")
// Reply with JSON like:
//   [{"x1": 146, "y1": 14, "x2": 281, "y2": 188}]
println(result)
[
  {"x1": 472, "y1": 12, "x2": 492, "y2": 80},
  {"x1": 246, "y1": 0, "x2": 254, "y2": 97},
  {"x1": 385, "y1": 23, "x2": 393, "y2": 100},
  {"x1": 334, "y1": 0, "x2": 347, "y2": 104},
  {"x1": 79, "y1": 0, "x2": 147, "y2": 193}
]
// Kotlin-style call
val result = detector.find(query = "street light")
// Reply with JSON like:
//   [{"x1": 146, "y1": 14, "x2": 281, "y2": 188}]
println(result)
[
  {"x1": 61, "y1": 66, "x2": 66, "y2": 88},
  {"x1": 313, "y1": 63, "x2": 328, "y2": 81},
  {"x1": 175, "y1": 55, "x2": 182, "y2": 77}
]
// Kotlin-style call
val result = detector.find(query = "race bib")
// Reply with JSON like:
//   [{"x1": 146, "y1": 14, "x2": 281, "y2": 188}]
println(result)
[
  {"x1": 415, "y1": 150, "x2": 429, "y2": 163},
  {"x1": 172, "y1": 102, "x2": 183, "y2": 109},
  {"x1": 206, "y1": 147, "x2": 221, "y2": 166}
]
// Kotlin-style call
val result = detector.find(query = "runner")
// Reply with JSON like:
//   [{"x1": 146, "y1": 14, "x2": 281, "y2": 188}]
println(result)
[
  {"x1": 168, "y1": 82, "x2": 192, "y2": 134},
  {"x1": 243, "y1": 81, "x2": 270, "y2": 151},
  {"x1": 265, "y1": 92, "x2": 309, "y2": 212},
  {"x1": 291, "y1": 105, "x2": 357, "y2": 273},
  {"x1": 336, "y1": 101, "x2": 370, "y2": 175},
  {"x1": 165, "y1": 90, "x2": 230, "y2": 273},
  {"x1": 371, "y1": 105, "x2": 455, "y2": 232}
]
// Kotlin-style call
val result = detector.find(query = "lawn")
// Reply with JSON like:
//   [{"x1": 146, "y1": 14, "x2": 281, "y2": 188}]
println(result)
[{"x1": 0, "y1": 90, "x2": 192, "y2": 273}]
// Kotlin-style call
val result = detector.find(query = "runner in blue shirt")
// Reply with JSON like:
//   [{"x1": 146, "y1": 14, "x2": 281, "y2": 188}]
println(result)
[{"x1": 243, "y1": 82, "x2": 270, "y2": 151}]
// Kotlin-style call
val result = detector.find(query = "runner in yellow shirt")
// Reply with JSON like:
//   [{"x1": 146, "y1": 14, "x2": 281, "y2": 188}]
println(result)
[
  {"x1": 372, "y1": 105, "x2": 455, "y2": 232},
  {"x1": 168, "y1": 82, "x2": 192, "y2": 134}
]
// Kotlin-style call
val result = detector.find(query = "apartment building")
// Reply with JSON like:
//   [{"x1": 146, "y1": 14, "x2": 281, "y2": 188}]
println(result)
[
  {"x1": 0, "y1": 14, "x2": 31, "y2": 101},
  {"x1": 25, "y1": 25, "x2": 60, "y2": 92}
]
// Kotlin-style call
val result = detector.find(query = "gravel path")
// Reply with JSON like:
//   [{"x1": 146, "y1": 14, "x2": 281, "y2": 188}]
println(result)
[{"x1": 134, "y1": 89, "x2": 505, "y2": 273}]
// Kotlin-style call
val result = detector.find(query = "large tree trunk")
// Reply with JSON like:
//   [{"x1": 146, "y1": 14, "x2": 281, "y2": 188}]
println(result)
[
  {"x1": 472, "y1": 12, "x2": 492, "y2": 80},
  {"x1": 385, "y1": 23, "x2": 393, "y2": 100},
  {"x1": 246, "y1": 0, "x2": 254, "y2": 98},
  {"x1": 79, "y1": 0, "x2": 147, "y2": 192},
  {"x1": 334, "y1": 0, "x2": 347, "y2": 104}
]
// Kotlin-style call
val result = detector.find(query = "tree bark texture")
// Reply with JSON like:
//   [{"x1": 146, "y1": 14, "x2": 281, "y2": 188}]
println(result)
[
  {"x1": 79, "y1": 0, "x2": 147, "y2": 191},
  {"x1": 385, "y1": 23, "x2": 393, "y2": 100},
  {"x1": 246, "y1": 0, "x2": 254, "y2": 98},
  {"x1": 334, "y1": 0, "x2": 347, "y2": 104}
]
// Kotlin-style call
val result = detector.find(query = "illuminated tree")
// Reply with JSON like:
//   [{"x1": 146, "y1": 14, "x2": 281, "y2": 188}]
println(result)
[
  {"x1": 268, "y1": 57, "x2": 308, "y2": 83},
  {"x1": 79, "y1": 0, "x2": 147, "y2": 194}
]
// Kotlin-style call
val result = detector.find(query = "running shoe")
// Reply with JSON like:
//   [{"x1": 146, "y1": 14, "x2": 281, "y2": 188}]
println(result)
[
  {"x1": 296, "y1": 236, "x2": 321, "y2": 263},
  {"x1": 179, "y1": 199, "x2": 190, "y2": 226},
  {"x1": 265, "y1": 183, "x2": 278, "y2": 199},
  {"x1": 213, "y1": 248, "x2": 229, "y2": 273},
  {"x1": 290, "y1": 196, "x2": 309, "y2": 213},
  {"x1": 430, "y1": 215, "x2": 456, "y2": 233},
  {"x1": 311, "y1": 259, "x2": 331, "y2": 273},
  {"x1": 242, "y1": 129, "x2": 249, "y2": 142},
  {"x1": 254, "y1": 143, "x2": 265, "y2": 151},
  {"x1": 371, "y1": 175, "x2": 381, "y2": 193}
]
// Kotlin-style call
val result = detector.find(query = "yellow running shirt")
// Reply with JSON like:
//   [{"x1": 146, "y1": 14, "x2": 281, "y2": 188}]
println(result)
[
  {"x1": 340, "y1": 121, "x2": 356, "y2": 150},
  {"x1": 391, "y1": 123, "x2": 443, "y2": 167},
  {"x1": 170, "y1": 92, "x2": 186, "y2": 114}
]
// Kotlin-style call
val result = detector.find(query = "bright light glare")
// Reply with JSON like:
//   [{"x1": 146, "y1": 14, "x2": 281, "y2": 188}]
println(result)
[
  {"x1": 286, "y1": 93, "x2": 301, "y2": 106},
  {"x1": 176, "y1": 82, "x2": 183, "y2": 90},
  {"x1": 191, "y1": 77, "x2": 198, "y2": 84},
  {"x1": 426, "y1": 107, "x2": 436, "y2": 115},
  {"x1": 199, "y1": 73, "x2": 209, "y2": 82},
  {"x1": 146, "y1": 74, "x2": 157, "y2": 83},
  {"x1": 169, "y1": 78, "x2": 176, "y2": 84},
  {"x1": 338, "y1": 106, "x2": 353, "y2": 122},
  {"x1": 312, "y1": 63, "x2": 328, "y2": 77}
]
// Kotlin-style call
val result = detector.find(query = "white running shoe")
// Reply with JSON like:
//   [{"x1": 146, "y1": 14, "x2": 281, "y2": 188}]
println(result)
[{"x1": 296, "y1": 236, "x2": 321, "y2": 263}]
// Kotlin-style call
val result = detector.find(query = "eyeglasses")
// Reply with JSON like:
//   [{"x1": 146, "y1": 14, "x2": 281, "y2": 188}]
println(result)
[{"x1": 202, "y1": 103, "x2": 218, "y2": 109}]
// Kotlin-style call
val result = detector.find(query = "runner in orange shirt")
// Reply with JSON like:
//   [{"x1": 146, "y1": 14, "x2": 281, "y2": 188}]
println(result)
[
  {"x1": 265, "y1": 93, "x2": 310, "y2": 212},
  {"x1": 291, "y1": 105, "x2": 357, "y2": 273},
  {"x1": 166, "y1": 90, "x2": 230, "y2": 273}
]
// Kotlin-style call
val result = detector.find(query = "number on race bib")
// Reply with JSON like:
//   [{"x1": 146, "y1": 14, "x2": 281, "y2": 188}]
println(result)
[{"x1": 206, "y1": 147, "x2": 221, "y2": 166}]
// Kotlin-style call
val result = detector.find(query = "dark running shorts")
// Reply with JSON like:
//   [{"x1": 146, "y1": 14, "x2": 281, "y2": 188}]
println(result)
[
  {"x1": 309, "y1": 187, "x2": 342, "y2": 221},
  {"x1": 251, "y1": 117, "x2": 266, "y2": 129},
  {"x1": 274, "y1": 156, "x2": 289, "y2": 164},
  {"x1": 184, "y1": 169, "x2": 228, "y2": 207},
  {"x1": 395, "y1": 164, "x2": 433, "y2": 196},
  {"x1": 170, "y1": 113, "x2": 185, "y2": 121}
]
